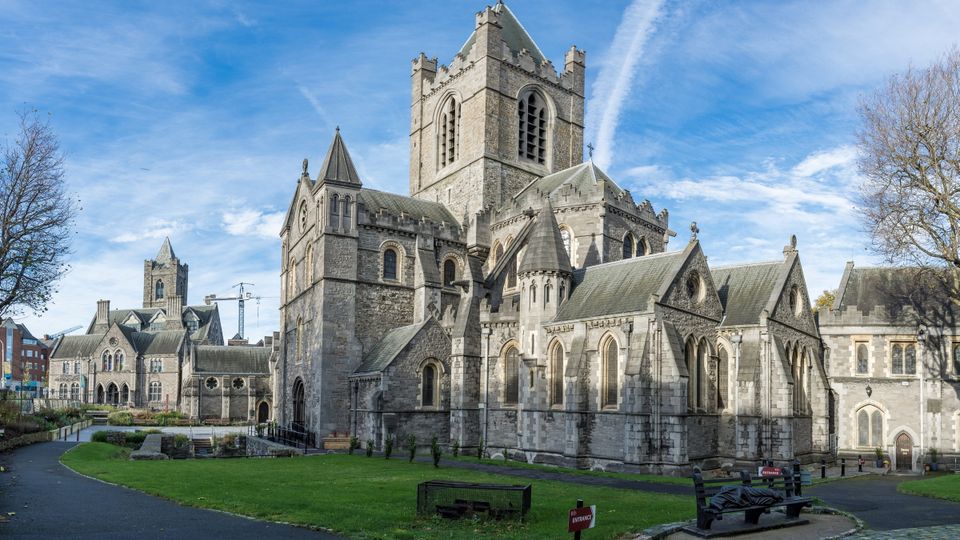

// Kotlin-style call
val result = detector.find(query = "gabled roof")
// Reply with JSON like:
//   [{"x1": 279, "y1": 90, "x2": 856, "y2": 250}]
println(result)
[
  {"x1": 555, "y1": 250, "x2": 687, "y2": 321},
  {"x1": 515, "y1": 161, "x2": 626, "y2": 201},
  {"x1": 155, "y1": 237, "x2": 176, "y2": 263},
  {"x1": 194, "y1": 345, "x2": 271, "y2": 374},
  {"x1": 358, "y1": 189, "x2": 458, "y2": 226},
  {"x1": 458, "y1": 2, "x2": 546, "y2": 63},
  {"x1": 833, "y1": 263, "x2": 959, "y2": 321},
  {"x1": 317, "y1": 128, "x2": 361, "y2": 186},
  {"x1": 51, "y1": 334, "x2": 103, "y2": 358},
  {"x1": 354, "y1": 319, "x2": 431, "y2": 375},
  {"x1": 518, "y1": 203, "x2": 571, "y2": 275},
  {"x1": 712, "y1": 261, "x2": 784, "y2": 327},
  {"x1": 131, "y1": 330, "x2": 184, "y2": 355}
]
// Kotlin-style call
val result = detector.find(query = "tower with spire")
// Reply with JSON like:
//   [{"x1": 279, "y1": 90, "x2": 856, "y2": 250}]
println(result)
[{"x1": 143, "y1": 237, "x2": 188, "y2": 309}]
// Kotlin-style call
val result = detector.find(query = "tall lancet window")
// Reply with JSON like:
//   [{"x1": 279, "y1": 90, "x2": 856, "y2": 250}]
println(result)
[
  {"x1": 155, "y1": 280, "x2": 164, "y2": 300},
  {"x1": 518, "y1": 89, "x2": 548, "y2": 164},
  {"x1": 438, "y1": 96, "x2": 460, "y2": 168}
]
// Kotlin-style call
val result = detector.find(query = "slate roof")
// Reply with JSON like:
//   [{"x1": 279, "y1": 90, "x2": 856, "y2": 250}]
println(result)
[
  {"x1": 86, "y1": 304, "x2": 218, "y2": 336},
  {"x1": 711, "y1": 261, "x2": 784, "y2": 327},
  {"x1": 358, "y1": 189, "x2": 459, "y2": 226},
  {"x1": 834, "y1": 265, "x2": 958, "y2": 321},
  {"x1": 515, "y1": 161, "x2": 626, "y2": 200},
  {"x1": 131, "y1": 330, "x2": 184, "y2": 355},
  {"x1": 194, "y1": 345, "x2": 271, "y2": 374},
  {"x1": 458, "y1": 2, "x2": 547, "y2": 63},
  {"x1": 554, "y1": 250, "x2": 685, "y2": 321},
  {"x1": 318, "y1": 128, "x2": 361, "y2": 186},
  {"x1": 51, "y1": 334, "x2": 103, "y2": 358},
  {"x1": 155, "y1": 237, "x2": 177, "y2": 263},
  {"x1": 354, "y1": 320, "x2": 429, "y2": 375},
  {"x1": 518, "y1": 203, "x2": 572, "y2": 274}
]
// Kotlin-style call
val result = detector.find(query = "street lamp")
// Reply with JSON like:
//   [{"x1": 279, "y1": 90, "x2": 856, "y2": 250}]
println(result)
[{"x1": 917, "y1": 324, "x2": 926, "y2": 471}]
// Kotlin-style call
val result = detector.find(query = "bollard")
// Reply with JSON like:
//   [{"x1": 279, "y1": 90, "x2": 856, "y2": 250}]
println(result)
[
  {"x1": 858, "y1": 454, "x2": 863, "y2": 473},
  {"x1": 841, "y1": 458, "x2": 846, "y2": 477},
  {"x1": 820, "y1": 458, "x2": 826, "y2": 479}
]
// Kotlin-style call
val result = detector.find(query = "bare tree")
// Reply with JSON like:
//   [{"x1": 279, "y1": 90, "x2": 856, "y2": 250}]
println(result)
[{"x1": 0, "y1": 111, "x2": 76, "y2": 316}]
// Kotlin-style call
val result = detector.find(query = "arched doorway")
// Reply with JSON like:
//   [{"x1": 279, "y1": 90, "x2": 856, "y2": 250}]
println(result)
[
  {"x1": 257, "y1": 401, "x2": 270, "y2": 423},
  {"x1": 896, "y1": 433, "x2": 913, "y2": 471},
  {"x1": 106, "y1": 383, "x2": 119, "y2": 406},
  {"x1": 292, "y1": 378, "x2": 305, "y2": 430},
  {"x1": 96, "y1": 384, "x2": 104, "y2": 404}
]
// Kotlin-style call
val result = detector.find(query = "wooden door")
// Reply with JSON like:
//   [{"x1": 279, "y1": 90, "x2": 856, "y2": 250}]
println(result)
[{"x1": 896, "y1": 433, "x2": 913, "y2": 471}]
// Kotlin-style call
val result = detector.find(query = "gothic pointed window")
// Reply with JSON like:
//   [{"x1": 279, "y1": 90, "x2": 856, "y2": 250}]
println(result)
[
  {"x1": 602, "y1": 336, "x2": 619, "y2": 408},
  {"x1": 421, "y1": 362, "x2": 439, "y2": 407},
  {"x1": 559, "y1": 226, "x2": 573, "y2": 264},
  {"x1": 155, "y1": 280, "x2": 164, "y2": 300},
  {"x1": 492, "y1": 242, "x2": 504, "y2": 266},
  {"x1": 305, "y1": 244, "x2": 314, "y2": 285},
  {"x1": 697, "y1": 338, "x2": 709, "y2": 410},
  {"x1": 637, "y1": 237, "x2": 647, "y2": 256},
  {"x1": 383, "y1": 248, "x2": 398, "y2": 281},
  {"x1": 856, "y1": 343, "x2": 869, "y2": 374},
  {"x1": 550, "y1": 341, "x2": 564, "y2": 406},
  {"x1": 507, "y1": 257, "x2": 517, "y2": 289},
  {"x1": 685, "y1": 337, "x2": 698, "y2": 411},
  {"x1": 329, "y1": 194, "x2": 340, "y2": 228},
  {"x1": 342, "y1": 196, "x2": 352, "y2": 232},
  {"x1": 518, "y1": 89, "x2": 548, "y2": 164},
  {"x1": 287, "y1": 256, "x2": 297, "y2": 298},
  {"x1": 622, "y1": 234, "x2": 634, "y2": 259},
  {"x1": 443, "y1": 259, "x2": 456, "y2": 287},
  {"x1": 438, "y1": 95, "x2": 460, "y2": 168},
  {"x1": 59, "y1": 382, "x2": 67, "y2": 397},
  {"x1": 559, "y1": 282, "x2": 566, "y2": 304},
  {"x1": 504, "y1": 345, "x2": 519, "y2": 405},
  {"x1": 530, "y1": 284, "x2": 537, "y2": 308},
  {"x1": 115, "y1": 351, "x2": 124, "y2": 372},
  {"x1": 904, "y1": 343, "x2": 917, "y2": 374},
  {"x1": 70, "y1": 382, "x2": 79, "y2": 400},
  {"x1": 544, "y1": 284, "x2": 551, "y2": 305},
  {"x1": 717, "y1": 345, "x2": 729, "y2": 410}
]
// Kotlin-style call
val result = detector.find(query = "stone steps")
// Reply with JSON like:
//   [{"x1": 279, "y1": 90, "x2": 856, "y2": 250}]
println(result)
[{"x1": 87, "y1": 410, "x2": 110, "y2": 425}]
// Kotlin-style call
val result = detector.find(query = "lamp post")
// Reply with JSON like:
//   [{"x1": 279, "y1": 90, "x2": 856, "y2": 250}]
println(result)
[{"x1": 917, "y1": 325, "x2": 926, "y2": 471}]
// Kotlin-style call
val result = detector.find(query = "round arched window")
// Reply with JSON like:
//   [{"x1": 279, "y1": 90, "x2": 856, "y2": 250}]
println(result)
[
  {"x1": 205, "y1": 377, "x2": 219, "y2": 390},
  {"x1": 233, "y1": 378, "x2": 245, "y2": 390}
]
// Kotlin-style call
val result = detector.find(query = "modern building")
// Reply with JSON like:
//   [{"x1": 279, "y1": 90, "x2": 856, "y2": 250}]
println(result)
[{"x1": 1, "y1": 318, "x2": 50, "y2": 397}]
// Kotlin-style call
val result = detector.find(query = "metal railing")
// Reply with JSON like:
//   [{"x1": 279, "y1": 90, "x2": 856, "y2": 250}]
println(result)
[{"x1": 251, "y1": 422, "x2": 317, "y2": 450}]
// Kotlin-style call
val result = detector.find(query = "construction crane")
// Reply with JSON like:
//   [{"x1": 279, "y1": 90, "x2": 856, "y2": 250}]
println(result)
[
  {"x1": 204, "y1": 282, "x2": 260, "y2": 339},
  {"x1": 47, "y1": 325, "x2": 82, "y2": 339}
]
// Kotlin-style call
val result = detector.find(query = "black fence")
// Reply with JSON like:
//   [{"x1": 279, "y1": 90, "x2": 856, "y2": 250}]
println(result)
[
  {"x1": 252, "y1": 423, "x2": 317, "y2": 450},
  {"x1": 417, "y1": 480, "x2": 531, "y2": 520}
]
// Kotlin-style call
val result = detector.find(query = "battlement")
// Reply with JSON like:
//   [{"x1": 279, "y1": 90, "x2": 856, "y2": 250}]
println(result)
[{"x1": 358, "y1": 203, "x2": 463, "y2": 244}]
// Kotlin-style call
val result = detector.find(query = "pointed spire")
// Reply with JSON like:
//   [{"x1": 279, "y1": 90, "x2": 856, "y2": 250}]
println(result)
[
  {"x1": 317, "y1": 128, "x2": 362, "y2": 186},
  {"x1": 518, "y1": 202, "x2": 572, "y2": 275},
  {"x1": 458, "y1": 2, "x2": 547, "y2": 63},
  {"x1": 156, "y1": 237, "x2": 176, "y2": 262}
]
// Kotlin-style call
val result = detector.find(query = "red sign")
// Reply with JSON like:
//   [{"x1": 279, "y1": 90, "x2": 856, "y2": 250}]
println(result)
[
  {"x1": 758, "y1": 466, "x2": 782, "y2": 477},
  {"x1": 568, "y1": 505, "x2": 596, "y2": 533}
]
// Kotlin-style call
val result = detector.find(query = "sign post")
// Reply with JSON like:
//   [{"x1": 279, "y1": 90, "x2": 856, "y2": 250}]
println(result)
[{"x1": 568, "y1": 499, "x2": 596, "y2": 538}]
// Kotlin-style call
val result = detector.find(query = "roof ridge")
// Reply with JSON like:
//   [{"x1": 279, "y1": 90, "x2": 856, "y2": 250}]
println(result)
[
  {"x1": 586, "y1": 250, "x2": 683, "y2": 270},
  {"x1": 711, "y1": 260, "x2": 784, "y2": 270}
]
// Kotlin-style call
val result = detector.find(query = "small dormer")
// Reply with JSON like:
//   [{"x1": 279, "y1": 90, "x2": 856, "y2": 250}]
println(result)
[
  {"x1": 122, "y1": 313, "x2": 142, "y2": 332},
  {"x1": 148, "y1": 312, "x2": 166, "y2": 332}
]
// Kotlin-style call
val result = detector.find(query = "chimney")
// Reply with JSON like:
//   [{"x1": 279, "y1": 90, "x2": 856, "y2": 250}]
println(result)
[
  {"x1": 166, "y1": 295, "x2": 184, "y2": 329},
  {"x1": 96, "y1": 300, "x2": 110, "y2": 327}
]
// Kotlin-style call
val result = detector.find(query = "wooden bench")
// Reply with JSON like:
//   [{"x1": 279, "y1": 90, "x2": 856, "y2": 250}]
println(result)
[{"x1": 691, "y1": 467, "x2": 813, "y2": 531}]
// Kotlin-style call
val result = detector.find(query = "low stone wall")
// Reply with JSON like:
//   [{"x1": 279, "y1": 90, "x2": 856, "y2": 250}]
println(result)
[
  {"x1": 246, "y1": 436, "x2": 304, "y2": 457},
  {"x1": 0, "y1": 419, "x2": 92, "y2": 452},
  {"x1": 130, "y1": 434, "x2": 168, "y2": 460}
]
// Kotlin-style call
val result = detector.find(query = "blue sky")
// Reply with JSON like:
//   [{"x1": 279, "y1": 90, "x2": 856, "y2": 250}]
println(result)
[{"x1": 1, "y1": 0, "x2": 958, "y2": 338}]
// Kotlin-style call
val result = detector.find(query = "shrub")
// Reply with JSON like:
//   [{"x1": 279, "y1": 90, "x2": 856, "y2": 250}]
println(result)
[
  {"x1": 451, "y1": 440, "x2": 459, "y2": 458},
  {"x1": 142, "y1": 428, "x2": 162, "y2": 434},
  {"x1": 91, "y1": 430, "x2": 111, "y2": 443},
  {"x1": 478, "y1": 437, "x2": 484, "y2": 460},
  {"x1": 349, "y1": 436, "x2": 360, "y2": 455},
  {"x1": 875, "y1": 447, "x2": 884, "y2": 459},
  {"x1": 384, "y1": 437, "x2": 393, "y2": 459},
  {"x1": 222, "y1": 433, "x2": 239, "y2": 447},
  {"x1": 173, "y1": 434, "x2": 189, "y2": 449},
  {"x1": 124, "y1": 431, "x2": 148, "y2": 448},
  {"x1": 107, "y1": 411, "x2": 133, "y2": 426},
  {"x1": 366, "y1": 440, "x2": 375, "y2": 457},
  {"x1": 406, "y1": 434, "x2": 417, "y2": 463},
  {"x1": 431, "y1": 436, "x2": 441, "y2": 468}
]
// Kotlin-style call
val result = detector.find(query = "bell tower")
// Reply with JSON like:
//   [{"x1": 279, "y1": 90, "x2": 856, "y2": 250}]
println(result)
[
  {"x1": 409, "y1": 2, "x2": 585, "y2": 222},
  {"x1": 143, "y1": 237, "x2": 188, "y2": 309}
]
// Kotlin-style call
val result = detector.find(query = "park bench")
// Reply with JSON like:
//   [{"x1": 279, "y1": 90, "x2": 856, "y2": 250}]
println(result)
[
  {"x1": 691, "y1": 466, "x2": 812, "y2": 531},
  {"x1": 417, "y1": 480, "x2": 530, "y2": 520}
]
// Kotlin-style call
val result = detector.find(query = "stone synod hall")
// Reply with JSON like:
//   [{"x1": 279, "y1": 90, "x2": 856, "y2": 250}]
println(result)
[{"x1": 275, "y1": 2, "x2": 831, "y2": 473}]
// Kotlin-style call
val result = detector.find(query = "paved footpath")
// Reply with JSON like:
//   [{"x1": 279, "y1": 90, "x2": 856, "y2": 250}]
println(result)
[{"x1": 0, "y1": 442, "x2": 338, "y2": 539}]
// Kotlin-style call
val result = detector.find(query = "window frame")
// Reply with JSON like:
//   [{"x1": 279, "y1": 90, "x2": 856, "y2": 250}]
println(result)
[
  {"x1": 601, "y1": 335, "x2": 619, "y2": 409},
  {"x1": 854, "y1": 342, "x2": 870, "y2": 376},
  {"x1": 502, "y1": 343, "x2": 520, "y2": 406}
]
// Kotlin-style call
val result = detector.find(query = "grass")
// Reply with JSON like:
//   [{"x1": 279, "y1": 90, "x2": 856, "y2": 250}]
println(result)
[
  {"x1": 449, "y1": 455, "x2": 691, "y2": 486},
  {"x1": 62, "y1": 443, "x2": 693, "y2": 539},
  {"x1": 898, "y1": 473, "x2": 960, "y2": 502}
]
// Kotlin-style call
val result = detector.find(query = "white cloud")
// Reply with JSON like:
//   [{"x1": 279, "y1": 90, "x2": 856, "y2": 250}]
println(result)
[
  {"x1": 222, "y1": 208, "x2": 285, "y2": 239},
  {"x1": 113, "y1": 218, "x2": 192, "y2": 243},
  {"x1": 791, "y1": 145, "x2": 857, "y2": 178}
]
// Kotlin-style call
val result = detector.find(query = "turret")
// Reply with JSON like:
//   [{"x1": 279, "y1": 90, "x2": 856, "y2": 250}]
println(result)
[{"x1": 517, "y1": 202, "x2": 572, "y2": 340}]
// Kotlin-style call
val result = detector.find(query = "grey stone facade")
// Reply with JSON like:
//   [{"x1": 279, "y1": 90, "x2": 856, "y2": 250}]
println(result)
[{"x1": 276, "y1": 2, "x2": 830, "y2": 473}]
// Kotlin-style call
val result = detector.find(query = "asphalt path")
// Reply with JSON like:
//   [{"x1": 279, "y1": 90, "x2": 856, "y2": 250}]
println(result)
[
  {"x1": 809, "y1": 474, "x2": 960, "y2": 531},
  {"x1": 0, "y1": 441, "x2": 338, "y2": 539}
]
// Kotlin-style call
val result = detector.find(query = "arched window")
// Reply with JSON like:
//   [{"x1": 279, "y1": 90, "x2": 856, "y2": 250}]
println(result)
[
  {"x1": 443, "y1": 259, "x2": 456, "y2": 287},
  {"x1": 856, "y1": 343, "x2": 869, "y2": 374},
  {"x1": 120, "y1": 384, "x2": 129, "y2": 403},
  {"x1": 74, "y1": 361, "x2": 80, "y2": 375},
  {"x1": 504, "y1": 345, "x2": 519, "y2": 405},
  {"x1": 857, "y1": 407, "x2": 884, "y2": 447},
  {"x1": 544, "y1": 284, "x2": 551, "y2": 305},
  {"x1": 383, "y1": 248, "x2": 398, "y2": 280},
  {"x1": 517, "y1": 89, "x2": 548, "y2": 164},
  {"x1": 342, "y1": 196, "x2": 352, "y2": 232},
  {"x1": 62, "y1": 362, "x2": 68, "y2": 374},
  {"x1": 421, "y1": 363, "x2": 439, "y2": 407},
  {"x1": 507, "y1": 257, "x2": 517, "y2": 289},
  {"x1": 287, "y1": 256, "x2": 297, "y2": 298},
  {"x1": 329, "y1": 194, "x2": 340, "y2": 228},
  {"x1": 438, "y1": 95, "x2": 460, "y2": 167},
  {"x1": 623, "y1": 234, "x2": 634, "y2": 259},
  {"x1": 70, "y1": 382, "x2": 79, "y2": 400},
  {"x1": 549, "y1": 341, "x2": 564, "y2": 406},
  {"x1": 559, "y1": 282, "x2": 566, "y2": 304},
  {"x1": 530, "y1": 284, "x2": 537, "y2": 308},
  {"x1": 155, "y1": 280, "x2": 164, "y2": 300},
  {"x1": 101, "y1": 351, "x2": 110, "y2": 372},
  {"x1": 717, "y1": 345, "x2": 729, "y2": 410},
  {"x1": 149, "y1": 381, "x2": 162, "y2": 402},
  {"x1": 115, "y1": 351, "x2": 124, "y2": 372},
  {"x1": 296, "y1": 317, "x2": 304, "y2": 361},
  {"x1": 905, "y1": 343, "x2": 917, "y2": 374},
  {"x1": 559, "y1": 226, "x2": 573, "y2": 263},
  {"x1": 685, "y1": 337, "x2": 698, "y2": 411},
  {"x1": 602, "y1": 336, "x2": 619, "y2": 407},
  {"x1": 637, "y1": 237, "x2": 648, "y2": 256},
  {"x1": 697, "y1": 338, "x2": 709, "y2": 410},
  {"x1": 59, "y1": 382, "x2": 67, "y2": 397},
  {"x1": 492, "y1": 242, "x2": 504, "y2": 266},
  {"x1": 305, "y1": 244, "x2": 314, "y2": 285},
  {"x1": 292, "y1": 378, "x2": 306, "y2": 429}
]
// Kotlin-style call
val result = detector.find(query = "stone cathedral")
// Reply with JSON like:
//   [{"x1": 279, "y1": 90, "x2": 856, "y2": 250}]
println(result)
[{"x1": 276, "y1": 2, "x2": 830, "y2": 473}]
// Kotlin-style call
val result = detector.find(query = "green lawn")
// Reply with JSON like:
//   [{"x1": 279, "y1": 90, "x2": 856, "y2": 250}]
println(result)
[
  {"x1": 898, "y1": 473, "x2": 960, "y2": 502},
  {"x1": 62, "y1": 443, "x2": 693, "y2": 539},
  {"x1": 448, "y1": 455, "x2": 691, "y2": 486}
]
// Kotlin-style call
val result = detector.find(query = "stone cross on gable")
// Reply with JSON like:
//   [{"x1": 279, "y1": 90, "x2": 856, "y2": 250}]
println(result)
[
  {"x1": 587, "y1": 143, "x2": 594, "y2": 160},
  {"x1": 690, "y1": 221, "x2": 699, "y2": 241}
]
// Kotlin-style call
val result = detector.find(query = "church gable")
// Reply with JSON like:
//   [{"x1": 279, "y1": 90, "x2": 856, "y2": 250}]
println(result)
[
  {"x1": 767, "y1": 249, "x2": 819, "y2": 337},
  {"x1": 656, "y1": 240, "x2": 722, "y2": 322},
  {"x1": 353, "y1": 317, "x2": 450, "y2": 376}
]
